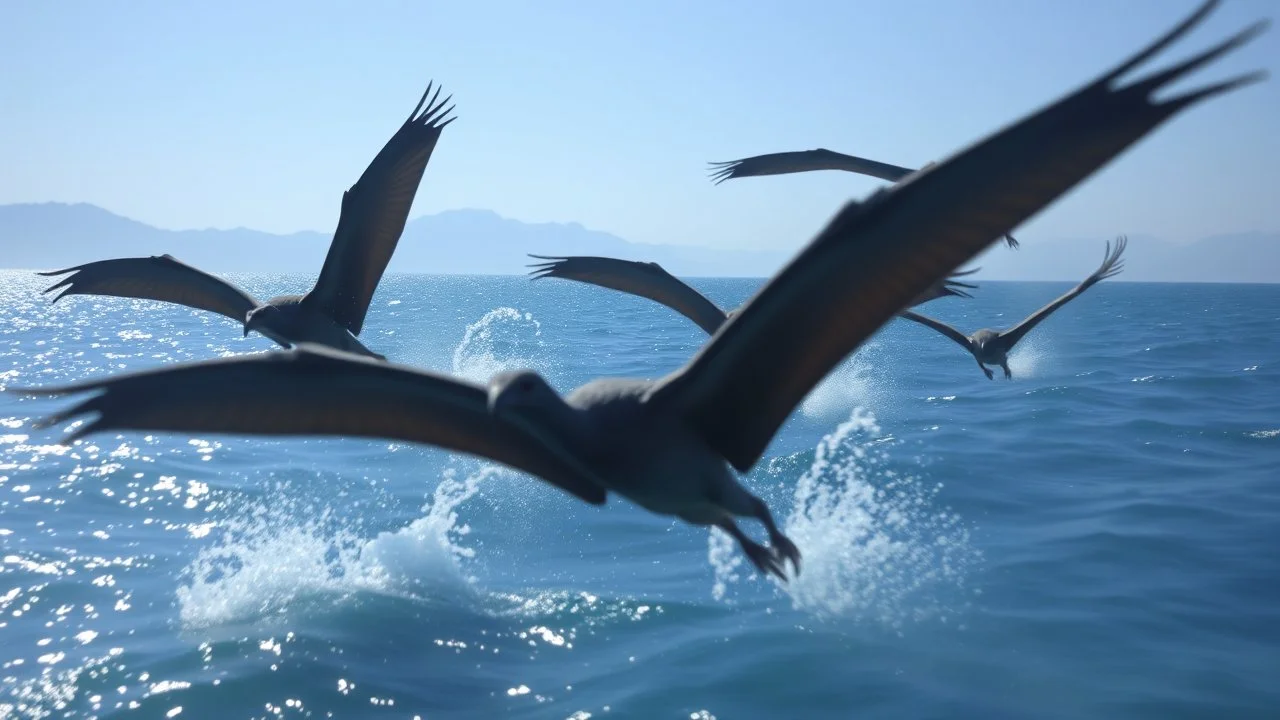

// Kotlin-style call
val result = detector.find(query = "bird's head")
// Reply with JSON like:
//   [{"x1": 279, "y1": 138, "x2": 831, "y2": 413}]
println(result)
[
  {"x1": 487, "y1": 370, "x2": 557, "y2": 419},
  {"x1": 243, "y1": 305, "x2": 279, "y2": 337}
]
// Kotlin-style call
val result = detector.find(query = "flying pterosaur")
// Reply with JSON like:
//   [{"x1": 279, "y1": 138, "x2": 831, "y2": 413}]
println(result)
[
  {"x1": 38, "y1": 83, "x2": 457, "y2": 360},
  {"x1": 527, "y1": 254, "x2": 979, "y2": 335},
  {"x1": 900, "y1": 236, "x2": 1128, "y2": 380},
  {"x1": 14, "y1": 0, "x2": 1267, "y2": 580},
  {"x1": 707, "y1": 149, "x2": 1019, "y2": 251}
]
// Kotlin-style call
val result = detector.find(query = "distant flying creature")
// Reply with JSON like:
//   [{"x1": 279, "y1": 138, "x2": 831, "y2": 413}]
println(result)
[
  {"x1": 527, "y1": 254, "x2": 979, "y2": 335},
  {"x1": 708, "y1": 149, "x2": 1021, "y2": 249},
  {"x1": 14, "y1": 0, "x2": 1267, "y2": 580},
  {"x1": 38, "y1": 82, "x2": 457, "y2": 360},
  {"x1": 900, "y1": 237, "x2": 1128, "y2": 379}
]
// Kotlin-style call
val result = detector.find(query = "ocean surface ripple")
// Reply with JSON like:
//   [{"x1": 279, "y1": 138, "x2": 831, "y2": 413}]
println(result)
[{"x1": 1, "y1": 270, "x2": 1277, "y2": 719}]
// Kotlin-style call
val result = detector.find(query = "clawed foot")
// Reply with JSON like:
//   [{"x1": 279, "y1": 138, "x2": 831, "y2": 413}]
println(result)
[
  {"x1": 740, "y1": 538, "x2": 787, "y2": 581},
  {"x1": 983, "y1": 367, "x2": 994, "y2": 380},
  {"x1": 736, "y1": 497, "x2": 802, "y2": 582},
  {"x1": 1003, "y1": 368, "x2": 1012, "y2": 380},
  {"x1": 770, "y1": 533, "x2": 802, "y2": 578}
]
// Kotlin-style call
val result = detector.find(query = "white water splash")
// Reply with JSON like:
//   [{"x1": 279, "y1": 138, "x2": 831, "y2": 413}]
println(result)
[
  {"x1": 175, "y1": 465, "x2": 492, "y2": 630},
  {"x1": 451, "y1": 308, "x2": 547, "y2": 383},
  {"x1": 711, "y1": 409, "x2": 979, "y2": 628},
  {"x1": 708, "y1": 530, "x2": 747, "y2": 603},
  {"x1": 799, "y1": 344, "x2": 885, "y2": 420},
  {"x1": 784, "y1": 410, "x2": 979, "y2": 626},
  {"x1": 176, "y1": 308, "x2": 553, "y2": 630},
  {"x1": 1006, "y1": 332, "x2": 1052, "y2": 379}
]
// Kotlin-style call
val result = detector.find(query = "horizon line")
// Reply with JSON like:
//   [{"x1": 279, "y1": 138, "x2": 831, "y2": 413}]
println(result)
[
  {"x1": 2, "y1": 200, "x2": 1273, "y2": 250},
  {"x1": 1, "y1": 266, "x2": 1276, "y2": 286}
]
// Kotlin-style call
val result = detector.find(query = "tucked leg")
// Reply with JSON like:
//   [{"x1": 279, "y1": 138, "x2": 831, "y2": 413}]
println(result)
[
  {"x1": 749, "y1": 496, "x2": 802, "y2": 577},
  {"x1": 715, "y1": 517, "x2": 785, "y2": 581},
  {"x1": 1001, "y1": 361, "x2": 1012, "y2": 379}
]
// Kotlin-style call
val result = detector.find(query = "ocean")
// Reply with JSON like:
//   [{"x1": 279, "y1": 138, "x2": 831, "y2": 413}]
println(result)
[{"x1": 0, "y1": 268, "x2": 1277, "y2": 719}]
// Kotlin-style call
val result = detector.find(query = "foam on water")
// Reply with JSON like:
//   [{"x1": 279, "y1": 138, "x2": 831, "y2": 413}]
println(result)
[
  {"x1": 357, "y1": 465, "x2": 490, "y2": 596},
  {"x1": 176, "y1": 464, "x2": 490, "y2": 631},
  {"x1": 450, "y1": 307, "x2": 547, "y2": 383}
]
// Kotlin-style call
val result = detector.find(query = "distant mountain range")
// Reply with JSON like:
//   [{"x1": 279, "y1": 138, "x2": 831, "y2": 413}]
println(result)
[
  {"x1": 968, "y1": 231, "x2": 1280, "y2": 284},
  {"x1": 1, "y1": 202, "x2": 1276, "y2": 283},
  {"x1": 0, "y1": 202, "x2": 785, "y2": 279}
]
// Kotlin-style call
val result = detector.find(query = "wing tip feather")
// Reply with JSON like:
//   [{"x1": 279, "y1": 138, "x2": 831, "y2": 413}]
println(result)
[
  {"x1": 1100, "y1": 0, "x2": 1224, "y2": 88},
  {"x1": 1097, "y1": 2, "x2": 1269, "y2": 117},
  {"x1": 1130, "y1": 17, "x2": 1270, "y2": 103},
  {"x1": 706, "y1": 160, "x2": 743, "y2": 184},
  {"x1": 525, "y1": 254, "x2": 568, "y2": 280},
  {"x1": 409, "y1": 81, "x2": 458, "y2": 129}
]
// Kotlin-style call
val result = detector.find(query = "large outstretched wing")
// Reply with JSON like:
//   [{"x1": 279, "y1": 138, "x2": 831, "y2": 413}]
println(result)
[
  {"x1": 897, "y1": 310, "x2": 975, "y2": 352},
  {"x1": 707, "y1": 149, "x2": 1021, "y2": 249},
  {"x1": 527, "y1": 255, "x2": 729, "y2": 334},
  {"x1": 528, "y1": 254, "x2": 978, "y2": 336},
  {"x1": 652, "y1": 0, "x2": 1265, "y2": 472},
  {"x1": 998, "y1": 236, "x2": 1128, "y2": 349},
  {"x1": 707, "y1": 148, "x2": 913, "y2": 184},
  {"x1": 302, "y1": 82, "x2": 456, "y2": 336},
  {"x1": 38, "y1": 255, "x2": 260, "y2": 323},
  {"x1": 11, "y1": 345, "x2": 606, "y2": 506}
]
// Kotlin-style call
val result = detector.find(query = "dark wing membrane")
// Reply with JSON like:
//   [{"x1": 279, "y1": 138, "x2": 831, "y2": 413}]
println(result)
[
  {"x1": 653, "y1": 0, "x2": 1265, "y2": 472},
  {"x1": 998, "y1": 235, "x2": 1128, "y2": 348},
  {"x1": 897, "y1": 310, "x2": 975, "y2": 351},
  {"x1": 13, "y1": 345, "x2": 606, "y2": 506},
  {"x1": 528, "y1": 254, "x2": 728, "y2": 334},
  {"x1": 708, "y1": 148, "x2": 914, "y2": 185},
  {"x1": 38, "y1": 255, "x2": 260, "y2": 323},
  {"x1": 303, "y1": 82, "x2": 457, "y2": 336}
]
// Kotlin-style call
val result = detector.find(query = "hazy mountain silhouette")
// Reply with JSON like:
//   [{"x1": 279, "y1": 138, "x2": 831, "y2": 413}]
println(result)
[
  {"x1": 968, "y1": 231, "x2": 1280, "y2": 284},
  {"x1": 2, "y1": 202, "x2": 1276, "y2": 283},
  {"x1": 0, "y1": 202, "x2": 784, "y2": 278}
]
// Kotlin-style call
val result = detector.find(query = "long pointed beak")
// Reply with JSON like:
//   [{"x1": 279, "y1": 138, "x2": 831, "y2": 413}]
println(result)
[{"x1": 243, "y1": 324, "x2": 251, "y2": 338}]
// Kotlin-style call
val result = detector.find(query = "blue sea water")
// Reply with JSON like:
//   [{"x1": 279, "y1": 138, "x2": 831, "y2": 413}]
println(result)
[{"x1": 0, "y1": 268, "x2": 1277, "y2": 719}]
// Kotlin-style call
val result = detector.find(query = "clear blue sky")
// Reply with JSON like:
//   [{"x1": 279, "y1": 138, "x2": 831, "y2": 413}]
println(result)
[{"x1": 2, "y1": 0, "x2": 1276, "y2": 253}]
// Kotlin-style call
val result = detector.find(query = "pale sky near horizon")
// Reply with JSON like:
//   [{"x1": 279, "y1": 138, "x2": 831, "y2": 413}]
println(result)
[{"x1": 2, "y1": 0, "x2": 1277, "y2": 254}]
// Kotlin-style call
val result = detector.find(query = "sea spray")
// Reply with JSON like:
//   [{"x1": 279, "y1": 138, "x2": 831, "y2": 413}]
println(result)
[
  {"x1": 176, "y1": 465, "x2": 491, "y2": 630},
  {"x1": 451, "y1": 307, "x2": 547, "y2": 383},
  {"x1": 783, "y1": 408, "x2": 980, "y2": 627},
  {"x1": 798, "y1": 341, "x2": 886, "y2": 421},
  {"x1": 709, "y1": 408, "x2": 980, "y2": 628},
  {"x1": 1006, "y1": 331, "x2": 1051, "y2": 379}
]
